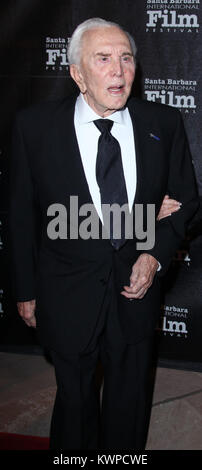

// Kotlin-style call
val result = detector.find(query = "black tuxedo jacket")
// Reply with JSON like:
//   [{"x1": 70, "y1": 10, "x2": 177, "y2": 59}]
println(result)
[{"x1": 9, "y1": 95, "x2": 198, "y2": 354}]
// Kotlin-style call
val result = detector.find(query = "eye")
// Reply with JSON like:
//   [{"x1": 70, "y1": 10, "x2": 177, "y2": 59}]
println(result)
[
  {"x1": 100, "y1": 56, "x2": 109, "y2": 62},
  {"x1": 122, "y1": 55, "x2": 132, "y2": 63}
]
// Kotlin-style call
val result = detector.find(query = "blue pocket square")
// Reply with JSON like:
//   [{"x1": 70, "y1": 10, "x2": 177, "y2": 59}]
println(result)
[{"x1": 150, "y1": 132, "x2": 160, "y2": 141}]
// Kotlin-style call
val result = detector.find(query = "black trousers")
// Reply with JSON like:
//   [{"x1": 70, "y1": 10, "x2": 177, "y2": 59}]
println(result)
[{"x1": 49, "y1": 274, "x2": 154, "y2": 450}]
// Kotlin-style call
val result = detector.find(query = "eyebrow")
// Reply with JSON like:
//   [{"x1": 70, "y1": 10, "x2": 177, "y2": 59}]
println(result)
[{"x1": 95, "y1": 52, "x2": 133, "y2": 57}]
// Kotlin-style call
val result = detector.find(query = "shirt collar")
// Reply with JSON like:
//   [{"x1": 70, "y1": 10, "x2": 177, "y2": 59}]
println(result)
[{"x1": 75, "y1": 92, "x2": 127, "y2": 125}]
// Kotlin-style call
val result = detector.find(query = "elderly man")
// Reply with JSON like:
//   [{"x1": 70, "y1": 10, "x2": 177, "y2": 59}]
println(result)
[{"x1": 9, "y1": 18, "x2": 198, "y2": 450}]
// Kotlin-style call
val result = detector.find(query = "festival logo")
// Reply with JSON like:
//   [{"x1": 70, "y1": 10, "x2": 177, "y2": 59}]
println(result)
[
  {"x1": 158, "y1": 304, "x2": 189, "y2": 338},
  {"x1": 45, "y1": 36, "x2": 70, "y2": 72},
  {"x1": 145, "y1": 0, "x2": 200, "y2": 33},
  {"x1": 144, "y1": 77, "x2": 197, "y2": 113}
]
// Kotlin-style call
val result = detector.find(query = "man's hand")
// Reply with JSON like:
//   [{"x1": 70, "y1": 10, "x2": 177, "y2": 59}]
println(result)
[
  {"x1": 120, "y1": 195, "x2": 181, "y2": 300},
  {"x1": 17, "y1": 299, "x2": 36, "y2": 328},
  {"x1": 157, "y1": 194, "x2": 181, "y2": 220},
  {"x1": 121, "y1": 253, "x2": 159, "y2": 300}
]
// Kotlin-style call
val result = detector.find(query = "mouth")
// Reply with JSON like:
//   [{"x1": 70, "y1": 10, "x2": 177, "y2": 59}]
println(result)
[{"x1": 107, "y1": 85, "x2": 125, "y2": 95}]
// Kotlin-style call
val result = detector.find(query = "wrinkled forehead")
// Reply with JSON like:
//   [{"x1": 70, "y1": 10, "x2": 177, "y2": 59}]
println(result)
[{"x1": 81, "y1": 26, "x2": 132, "y2": 56}]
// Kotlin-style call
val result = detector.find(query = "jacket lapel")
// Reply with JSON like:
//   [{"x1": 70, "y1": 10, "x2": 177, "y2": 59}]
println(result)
[
  {"x1": 127, "y1": 98, "x2": 162, "y2": 208},
  {"x1": 54, "y1": 95, "x2": 95, "y2": 206},
  {"x1": 128, "y1": 99, "x2": 151, "y2": 206}
]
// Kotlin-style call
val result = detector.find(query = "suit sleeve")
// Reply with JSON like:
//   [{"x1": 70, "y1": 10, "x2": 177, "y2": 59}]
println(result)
[
  {"x1": 9, "y1": 114, "x2": 37, "y2": 301},
  {"x1": 148, "y1": 109, "x2": 199, "y2": 276}
]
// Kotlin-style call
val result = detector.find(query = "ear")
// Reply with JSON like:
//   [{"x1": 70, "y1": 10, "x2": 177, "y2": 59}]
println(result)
[{"x1": 69, "y1": 64, "x2": 86, "y2": 93}]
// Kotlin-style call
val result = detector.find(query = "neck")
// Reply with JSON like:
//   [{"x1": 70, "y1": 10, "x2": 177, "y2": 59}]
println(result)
[{"x1": 82, "y1": 93, "x2": 117, "y2": 118}]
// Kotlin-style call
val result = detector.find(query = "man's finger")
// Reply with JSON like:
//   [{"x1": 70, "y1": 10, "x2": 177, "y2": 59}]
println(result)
[
  {"x1": 120, "y1": 288, "x2": 148, "y2": 299},
  {"x1": 122, "y1": 282, "x2": 149, "y2": 296},
  {"x1": 163, "y1": 198, "x2": 181, "y2": 205}
]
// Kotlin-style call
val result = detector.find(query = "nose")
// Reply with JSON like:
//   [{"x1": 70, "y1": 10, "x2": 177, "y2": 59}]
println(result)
[{"x1": 111, "y1": 58, "x2": 123, "y2": 77}]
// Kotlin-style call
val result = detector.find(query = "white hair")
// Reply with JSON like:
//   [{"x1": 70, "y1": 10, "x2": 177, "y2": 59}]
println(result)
[{"x1": 67, "y1": 17, "x2": 137, "y2": 66}]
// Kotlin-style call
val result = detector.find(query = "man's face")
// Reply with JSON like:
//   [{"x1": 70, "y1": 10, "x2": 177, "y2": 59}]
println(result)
[{"x1": 70, "y1": 26, "x2": 135, "y2": 117}]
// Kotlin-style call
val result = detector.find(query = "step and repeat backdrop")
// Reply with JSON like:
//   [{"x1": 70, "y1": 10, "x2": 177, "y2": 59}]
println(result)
[{"x1": 0, "y1": 0, "x2": 202, "y2": 367}]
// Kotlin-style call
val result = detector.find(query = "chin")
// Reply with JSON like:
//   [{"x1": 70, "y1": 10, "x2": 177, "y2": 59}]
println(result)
[{"x1": 111, "y1": 97, "x2": 128, "y2": 110}]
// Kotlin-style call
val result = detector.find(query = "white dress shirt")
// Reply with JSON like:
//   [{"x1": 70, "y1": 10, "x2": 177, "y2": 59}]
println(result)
[{"x1": 74, "y1": 93, "x2": 137, "y2": 223}]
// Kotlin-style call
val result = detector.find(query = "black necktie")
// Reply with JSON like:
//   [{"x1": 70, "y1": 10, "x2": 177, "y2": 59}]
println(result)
[{"x1": 94, "y1": 119, "x2": 129, "y2": 249}]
